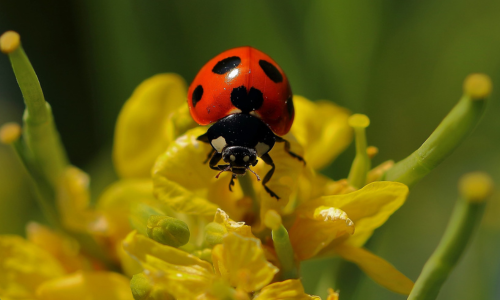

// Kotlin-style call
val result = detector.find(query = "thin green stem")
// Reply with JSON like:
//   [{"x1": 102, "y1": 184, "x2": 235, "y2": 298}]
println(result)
[
  {"x1": 272, "y1": 224, "x2": 299, "y2": 280},
  {"x1": 8, "y1": 45, "x2": 68, "y2": 187},
  {"x1": 385, "y1": 94, "x2": 487, "y2": 187},
  {"x1": 10, "y1": 139, "x2": 61, "y2": 229},
  {"x1": 347, "y1": 126, "x2": 370, "y2": 188},
  {"x1": 407, "y1": 197, "x2": 486, "y2": 300}
]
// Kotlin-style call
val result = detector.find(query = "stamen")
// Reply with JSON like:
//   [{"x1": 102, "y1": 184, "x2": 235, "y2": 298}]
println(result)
[
  {"x1": 215, "y1": 165, "x2": 231, "y2": 178},
  {"x1": 246, "y1": 167, "x2": 261, "y2": 181},
  {"x1": 347, "y1": 114, "x2": 371, "y2": 189}
]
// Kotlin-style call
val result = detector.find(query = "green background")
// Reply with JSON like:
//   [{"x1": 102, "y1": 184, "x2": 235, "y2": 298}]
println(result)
[{"x1": 0, "y1": 1, "x2": 499, "y2": 299}]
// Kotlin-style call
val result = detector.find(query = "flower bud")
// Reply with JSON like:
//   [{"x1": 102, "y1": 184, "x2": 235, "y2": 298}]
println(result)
[
  {"x1": 192, "y1": 248, "x2": 213, "y2": 263},
  {"x1": 146, "y1": 215, "x2": 190, "y2": 247},
  {"x1": 130, "y1": 273, "x2": 172, "y2": 300},
  {"x1": 204, "y1": 222, "x2": 227, "y2": 247}
]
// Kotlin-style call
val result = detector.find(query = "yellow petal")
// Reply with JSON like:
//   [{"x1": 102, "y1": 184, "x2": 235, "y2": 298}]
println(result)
[
  {"x1": 334, "y1": 244, "x2": 414, "y2": 295},
  {"x1": 97, "y1": 178, "x2": 159, "y2": 243},
  {"x1": 57, "y1": 167, "x2": 105, "y2": 234},
  {"x1": 141, "y1": 255, "x2": 214, "y2": 300},
  {"x1": 299, "y1": 181, "x2": 409, "y2": 247},
  {"x1": 213, "y1": 208, "x2": 255, "y2": 238},
  {"x1": 26, "y1": 222, "x2": 91, "y2": 273},
  {"x1": 254, "y1": 279, "x2": 320, "y2": 300},
  {"x1": 289, "y1": 206, "x2": 354, "y2": 260},
  {"x1": 123, "y1": 231, "x2": 213, "y2": 272},
  {"x1": 36, "y1": 272, "x2": 133, "y2": 300},
  {"x1": 291, "y1": 96, "x2": 352, "y2": 170},
  {"x1": 152, "y1": 127, "x2": 225, "y2": 216},
  {"x1": 297, "y1": 173, "x2": 354, "y2": 206},
  {"x1": 113, "y1": 73, "x2": 195, "y2": 178},
  {"x1": 196, "y1": 279, "x2": 250, "y2": 300},
  {"x1": 212, "y1": 232, "x2": 278, "y2": 293},
  {"x1": 0, "y1": 235, "x2": 65, "y2": 299},
  {"x1": 326, "y1": 288, "x2": 339, "y2": 300}
]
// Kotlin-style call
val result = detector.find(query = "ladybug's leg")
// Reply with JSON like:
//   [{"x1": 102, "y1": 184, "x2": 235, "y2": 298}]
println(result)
[
  {"x1": 209, "y1": 152, "x2": 224, "y2": 171},
  {"x1": 274, "y1": 136, "x2": 306, "y2": 165},
  {"x1": 229, "y1": 174, "x2": 236, "y2": 192},
  {"x1": 260, "y1": 153, "x2": 280, "y2": 200},
  {"x1": 204, "y1": 148, "x2": 216, "y2": 164}
]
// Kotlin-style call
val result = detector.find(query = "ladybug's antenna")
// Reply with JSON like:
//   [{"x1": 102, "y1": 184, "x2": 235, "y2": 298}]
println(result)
[
  {"x1": 246, "y1": 167, "x2": 261, "y2": 181},
  {"x1": 215, "y1": 165, "x2": 231, "y2": 178}
]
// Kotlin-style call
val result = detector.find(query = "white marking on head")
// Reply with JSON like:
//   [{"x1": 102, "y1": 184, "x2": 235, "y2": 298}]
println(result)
[
  {"x1": 229, "y1": 108, "x2": 242, "y2": 114},
  {"x1": 243, "y1": 156, "x2": 249, "y2": 162},
  {"x1": 255, "y1": 142, "x2": 270, "y2": 157},
  {"x1": 230, "y1": 155, "x2": 236, "y2": 161},
  {"x1": 211, "y1": 136, "x2": 227, "y2": 153}
]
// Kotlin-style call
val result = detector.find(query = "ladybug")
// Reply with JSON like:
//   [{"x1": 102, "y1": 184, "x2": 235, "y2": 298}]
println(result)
[{"x1": 187, "y1": 47, "x2": 304, "y2": 199}]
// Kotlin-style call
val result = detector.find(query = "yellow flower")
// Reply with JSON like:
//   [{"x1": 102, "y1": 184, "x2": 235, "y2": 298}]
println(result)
[
  {"x1": 289, "y1": 181, "x2": 414, "y2": 294},
  {"x1": 124, "y1": 209, "x2": 322, "y2": 300},
  {"x1": 113, "y1": 73, "x2": 412, "y2": 295},
  {"x1": 212, "y1": 232, "x2": 278, "y2": 292},
  {"x1": 3, "y1": 30, "x2": 491, "y2": 300},
  {"x1": 0, "y1": 233, "x2": 132, "y2": 300}
]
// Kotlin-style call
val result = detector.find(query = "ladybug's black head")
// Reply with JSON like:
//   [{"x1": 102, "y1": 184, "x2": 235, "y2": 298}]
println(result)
[{"x1": 222, "y1": 146, "x2": 258, "y2": 173}]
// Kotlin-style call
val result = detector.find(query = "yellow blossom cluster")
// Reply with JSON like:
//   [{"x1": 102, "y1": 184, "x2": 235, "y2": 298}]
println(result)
[{"x1": 0, "y1": 41, "x2": 413, "y2": 298}]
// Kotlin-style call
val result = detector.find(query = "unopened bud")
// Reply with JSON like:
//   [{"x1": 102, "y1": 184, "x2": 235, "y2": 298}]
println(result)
[
  {"x1": 146, "y1": 215, "x2": 190, "y2": 247},
  {"x1": 130, "y1": 273, "x2": 170, "y2": 300},
  {"x1": 192, "y1": 248, "x2": 213, "y2": 263}
]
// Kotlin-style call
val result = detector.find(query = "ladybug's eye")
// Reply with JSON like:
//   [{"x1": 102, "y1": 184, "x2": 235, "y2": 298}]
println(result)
[
  {"x1": 259, "y1": 60, "x2": 283, "y2": 83},
  {"x1": 212, "y1": 56, "x2": 241, "y2": 74}
]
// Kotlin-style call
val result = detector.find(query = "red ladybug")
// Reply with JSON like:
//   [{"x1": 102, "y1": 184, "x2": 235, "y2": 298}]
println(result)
[{"x1": 187, "y1": 47, "x2": 304, "y2": 199}]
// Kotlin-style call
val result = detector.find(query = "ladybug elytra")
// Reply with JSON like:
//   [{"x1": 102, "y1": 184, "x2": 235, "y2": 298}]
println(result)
[{"x1": 187, "y1": 47, "x2": 304, "y2": 199}]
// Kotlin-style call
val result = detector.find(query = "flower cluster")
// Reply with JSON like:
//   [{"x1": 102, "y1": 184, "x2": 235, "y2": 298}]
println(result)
[{"x1": 0, "y1": 31, "x2": 494, "y2": 300}]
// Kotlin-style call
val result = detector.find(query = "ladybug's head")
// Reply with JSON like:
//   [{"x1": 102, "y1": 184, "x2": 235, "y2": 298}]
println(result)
[{"x1": 222, "y1": 146, "x2": 258, "y2": 174}]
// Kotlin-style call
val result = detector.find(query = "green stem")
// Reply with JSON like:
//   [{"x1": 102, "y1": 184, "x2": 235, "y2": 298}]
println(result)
[
  {"x1": 347, "y1": 126, "x2": 370, "y2": 188},
  {"x1": 272, "y1": 224, "x2": 299, "y2": 280},
  {"x1": 407, "y1": 197, "x2": 486, "y2": 300},
  {"x1": 10, "y1": 138, "x2": 61, "y2": 229},
  {"x1": 385, "y1": 94, "x2": 487, "y2": 187},
  {"x1": 3, "y1": 36, "x2": 117, "y2": 270},
  {"x1": 8, "y1": 45, "x2": 68, "y2": 187}
]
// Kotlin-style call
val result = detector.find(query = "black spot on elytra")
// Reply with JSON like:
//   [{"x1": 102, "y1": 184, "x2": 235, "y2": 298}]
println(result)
[
  {"x1": 230, "y1": 86, "x2": 264, "y2": 113},
  {"x1": 212, "y1": 56, "x2": 241, "y2": 74},
  {"x1": 192, "y1": 85, "x2": 203, "y2": 107},
  {"x1": 259, "y1": 60, "x2": 283, "y2": 83},
  {"x1": 286, "y1": 95, "x2": 294, "y2": 117}
]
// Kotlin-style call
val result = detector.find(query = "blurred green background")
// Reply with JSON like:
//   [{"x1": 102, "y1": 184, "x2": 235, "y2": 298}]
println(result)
[{"x1": 0, "y1": 1, "x2": 499, "y2": 299}]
